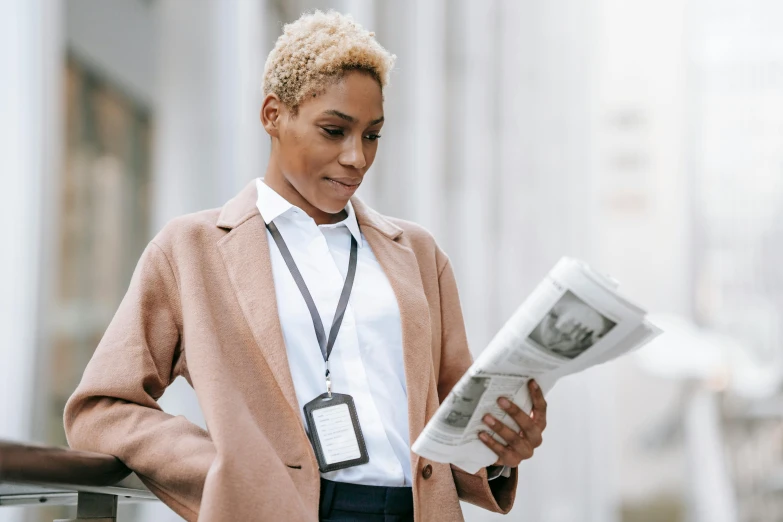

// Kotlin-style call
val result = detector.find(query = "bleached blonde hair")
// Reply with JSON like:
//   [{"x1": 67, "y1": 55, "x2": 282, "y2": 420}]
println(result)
[{"x1": 262, "y1": 10, "x2": 396, "y2": 110}]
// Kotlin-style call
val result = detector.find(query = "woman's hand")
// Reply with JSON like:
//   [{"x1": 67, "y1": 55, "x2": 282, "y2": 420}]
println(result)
[{"x1": 478, "y1": 379, "x2": 547, "y2": 468}]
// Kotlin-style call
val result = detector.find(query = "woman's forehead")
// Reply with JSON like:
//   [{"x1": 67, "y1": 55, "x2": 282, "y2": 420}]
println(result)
[{"x1": 299, "y1": 71, "x2": 384, "y2": 123}]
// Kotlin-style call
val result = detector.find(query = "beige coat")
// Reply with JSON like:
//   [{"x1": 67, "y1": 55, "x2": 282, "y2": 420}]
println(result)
[{"x1": 64, "y1": 180, "x2": 517, "y2": 521}]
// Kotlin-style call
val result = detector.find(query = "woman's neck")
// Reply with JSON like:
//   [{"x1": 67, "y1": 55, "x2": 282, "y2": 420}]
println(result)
[{"x1": 263, "y1": 168, "x2": 346, "y2": 225}]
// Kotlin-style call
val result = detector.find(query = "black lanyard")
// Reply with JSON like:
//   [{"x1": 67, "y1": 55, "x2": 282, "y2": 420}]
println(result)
[{"x1": 265, "y1": 220, "x2": 358, "y2": 396}]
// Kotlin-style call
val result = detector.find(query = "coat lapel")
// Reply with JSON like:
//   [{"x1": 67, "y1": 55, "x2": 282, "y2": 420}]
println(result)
[
  {"x1": 351, "y1": 198, "x2": 435, "y2": 449},
  {"x1": 216, "y1": 181, "x2": 301, "y2": 419}
]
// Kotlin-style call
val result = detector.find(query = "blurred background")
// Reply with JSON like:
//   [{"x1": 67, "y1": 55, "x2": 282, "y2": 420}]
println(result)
[{"x1": 2, "y1": 0, "x2": 783, "y2": 521}]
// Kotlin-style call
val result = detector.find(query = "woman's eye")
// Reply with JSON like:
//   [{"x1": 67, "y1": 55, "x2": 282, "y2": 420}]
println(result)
[
  {"x1": 365, "y1": 134, "x2": 382, "y2": 142},
  {"x1": 322, "y1": 127, "x2": 344, "y2": 137}
]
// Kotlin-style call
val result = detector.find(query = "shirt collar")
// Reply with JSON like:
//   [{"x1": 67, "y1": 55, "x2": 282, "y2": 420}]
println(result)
[{"x1": 255, "y1": 178, "x2": 363, "y2": 247}]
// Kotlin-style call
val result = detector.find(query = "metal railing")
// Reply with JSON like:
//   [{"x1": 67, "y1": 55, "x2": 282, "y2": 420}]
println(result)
[{"x1": 0, "y1": 439, "x2": 157, "y2": 521}]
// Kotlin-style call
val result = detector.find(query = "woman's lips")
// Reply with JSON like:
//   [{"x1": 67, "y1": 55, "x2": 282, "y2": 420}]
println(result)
[{"x1": 325, "y1": 177, "x2": 360, "y2": 196}]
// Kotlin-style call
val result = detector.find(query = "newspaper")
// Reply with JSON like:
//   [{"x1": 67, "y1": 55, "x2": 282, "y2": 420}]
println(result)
[{"x1": 411, "y1": 257, "x2": 662, "y2": 473}]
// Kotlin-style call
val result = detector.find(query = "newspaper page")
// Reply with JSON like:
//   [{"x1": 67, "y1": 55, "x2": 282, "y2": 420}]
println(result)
[{"x1": 411, "y1": 257, "x2": 662, "y2": 473}]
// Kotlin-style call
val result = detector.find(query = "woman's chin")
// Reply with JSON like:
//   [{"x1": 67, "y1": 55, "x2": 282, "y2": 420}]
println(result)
[{"x1": 315, "y1": 194, "x2": 351, "y2": 214}]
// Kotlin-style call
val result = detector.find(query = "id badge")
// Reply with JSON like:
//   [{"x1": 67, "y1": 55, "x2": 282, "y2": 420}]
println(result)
[{"x1": 303, "y1": 392, "x2": 369, "y2": 473}]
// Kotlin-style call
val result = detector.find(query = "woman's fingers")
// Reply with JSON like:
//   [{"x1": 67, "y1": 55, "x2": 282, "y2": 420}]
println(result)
[
  {"x1": 478, "y1": 380, "x2": 550, "y2": 467},
  {"x1": 528, "y1": 380, "x2": 548, "y2": 430},
  {"x1": 482, "y1": 414, "x2": 532, "y2": 456},
  {"x1": 496, "y1": 397, "x2": 539, "y2": 442},
  {"x1": 478, "y1": 431, "x2": 525, "y2": 466}
]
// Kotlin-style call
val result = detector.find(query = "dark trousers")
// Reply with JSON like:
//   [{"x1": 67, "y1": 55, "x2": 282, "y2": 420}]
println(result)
[{"x1": 319, "y1": 478, "x2": 414, "y2": 522}]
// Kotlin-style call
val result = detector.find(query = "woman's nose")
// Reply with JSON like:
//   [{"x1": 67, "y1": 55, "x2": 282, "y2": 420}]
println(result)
[{"x1": 339, "y1": 136, "x2": 367, "y2": 169}]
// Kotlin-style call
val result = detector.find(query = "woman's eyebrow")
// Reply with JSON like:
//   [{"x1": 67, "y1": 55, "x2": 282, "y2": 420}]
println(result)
[
  {"x1": 323, "y1": 109, "x2": 356, "y2": 122},
  {"x1": 322, "y1": 109, "x2": 384, "y2": 126}
]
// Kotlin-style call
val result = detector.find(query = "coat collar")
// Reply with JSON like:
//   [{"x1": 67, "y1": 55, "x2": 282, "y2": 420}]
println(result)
[
  {"x1": 217, "y1": 179, "x2": 403, "y2": 241},
  {"x1": 215, "y1": 179, "x2": 433, "y2": 460}
]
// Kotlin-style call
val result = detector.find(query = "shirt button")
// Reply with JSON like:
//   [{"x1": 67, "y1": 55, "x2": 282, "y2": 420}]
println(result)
[{"x1": 422, "y1": 464, "x2": 433, "y2": 480}]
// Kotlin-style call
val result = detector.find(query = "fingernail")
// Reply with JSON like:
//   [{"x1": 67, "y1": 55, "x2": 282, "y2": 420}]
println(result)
[
  {"x1": 484, "y1": 415, "x2": 496, "y2": 427},
  {"x1": 498, "y1": 397, "x2": 511, "y2": 408},
  {"x1": 479, "y1": 432, "x2": 489, "y2": 441},
  {"x1": 530, "y1": 380, "x2": 540, "y2": 390}
]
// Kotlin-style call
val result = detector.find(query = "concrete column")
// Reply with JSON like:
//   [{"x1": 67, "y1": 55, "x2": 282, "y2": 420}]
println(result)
[
  {"x1": 368, "y1": 0, "x2": 414, "y2": 216},
  {"x1": 0, "y1": 4, "x2": 62, "y2": 522},
  {"x1": 451, "y1": 0, "x2": 499, "y2": 350},
  {"x1": 361, "y1": 0, "x2": 447, "y2": 237},
  {"x1": 214, "y1": 0, "x2": 270, "y2": 202},
  {"x1": 153, "y1": 0, "x2": 269, "y2": 230},
  {"x1": 409, "y1": 0, "x2": 447, "y2": 239},
  {"x1": 153, "y1": 1, "x2": 222, "y2": 226}
]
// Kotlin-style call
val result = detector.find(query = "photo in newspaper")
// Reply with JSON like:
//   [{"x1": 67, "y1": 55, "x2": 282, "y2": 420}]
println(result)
[
  {"x1": 528, "y1": 290, "x2": 617, "y2": 360},
  {"x1": 442, "y1": 376, "x2": 491, "y2": 429}
]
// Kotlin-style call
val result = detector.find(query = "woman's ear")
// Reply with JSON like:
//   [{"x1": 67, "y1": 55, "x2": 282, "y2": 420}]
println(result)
[{"x1": 260, "y1": 93, "x2": 283, "y2": 138}]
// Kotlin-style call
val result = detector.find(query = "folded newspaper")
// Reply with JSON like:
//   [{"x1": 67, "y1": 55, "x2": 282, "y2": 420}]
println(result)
[{"x1": 411, "y1": 257, "x2": 662, "y2": 473}]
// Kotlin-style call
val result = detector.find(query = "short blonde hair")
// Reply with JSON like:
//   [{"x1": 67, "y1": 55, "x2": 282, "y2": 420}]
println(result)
[{"x1": 263, "y1": 10, "x2": 396, "y2": 110}]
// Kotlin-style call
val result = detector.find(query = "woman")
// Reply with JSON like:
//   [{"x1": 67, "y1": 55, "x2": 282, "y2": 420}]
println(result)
[{"x1": 64, "y1": 10, "x2": 548, "y2": 522}]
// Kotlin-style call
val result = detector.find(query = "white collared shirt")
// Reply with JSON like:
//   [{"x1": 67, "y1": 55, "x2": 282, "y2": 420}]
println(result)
[{"x1": 255, "y1": 178, "x2": 411, "y2": 486}]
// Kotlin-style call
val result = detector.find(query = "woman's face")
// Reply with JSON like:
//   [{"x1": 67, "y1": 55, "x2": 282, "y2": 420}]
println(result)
[{"x1": 262, "y1": 70, "x2": 385, "y2": 215}]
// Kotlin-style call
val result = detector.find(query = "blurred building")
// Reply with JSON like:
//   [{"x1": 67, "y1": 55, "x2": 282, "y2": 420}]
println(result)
[
  {"x1": 688, "y1": 1, "x2": 783, "y2": 521},
  {"x1": 690, "y1": 0, "x2": 783, "y2": 385}
]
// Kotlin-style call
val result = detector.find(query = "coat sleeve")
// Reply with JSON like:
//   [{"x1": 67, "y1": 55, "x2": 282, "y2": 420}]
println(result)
[
  {"x1": 435, "y1": 249, "x2": 518, "y2": 514},
  {"x1": 63, "y1": 241, "x2": 215, "y2": 522}
]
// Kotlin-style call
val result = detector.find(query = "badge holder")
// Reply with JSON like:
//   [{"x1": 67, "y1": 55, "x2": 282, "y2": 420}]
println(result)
[{"x1": 304, "y1": 390, "x2": 369, "y2": 473}]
